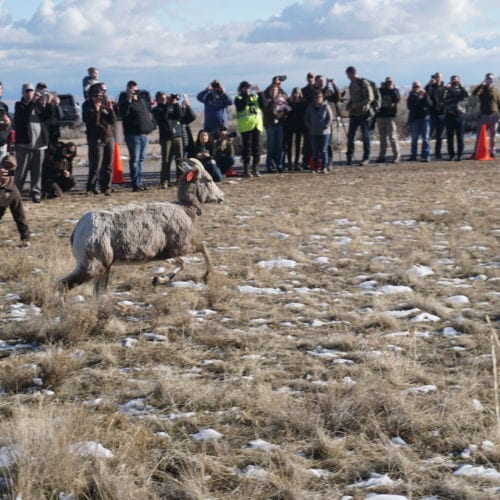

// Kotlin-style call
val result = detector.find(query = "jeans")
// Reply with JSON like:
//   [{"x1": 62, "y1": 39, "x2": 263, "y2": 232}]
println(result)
[
  {"x1": 216, "y1": 154, "x2": 235, "y2": 176},
  {"x1": 429, "y1": 113, "x2": 445, "y2": 158},
  {"x1": 265, "y1": 124, "x2": 284, "y2": 170},
  {"x1": 310, "y1": 134, "x2": 331, "y2": 171},
  {"x1": 409, "y1": 118, "x2": 430, "y2": 160},
  {"x1": 87, "y1": 137, "x2": 114, "y2": 193},
  {"x1": 445, "y1": 113, "x2": 465, "y2": 158},
  {"x1": 125, "y1": 133, "x2": 148, "y2": 189},
  {"x1": 347, "y1": 114, "x2": 370, "y2": 161}
]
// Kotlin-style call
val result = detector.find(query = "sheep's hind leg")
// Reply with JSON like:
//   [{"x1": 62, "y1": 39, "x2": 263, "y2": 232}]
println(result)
[
  {"x1": 93, "y1": 268, "x2": 111, "y2": 296},
  {"x1": 152, "y1": 258, "x2": 184, "y2": 286}
]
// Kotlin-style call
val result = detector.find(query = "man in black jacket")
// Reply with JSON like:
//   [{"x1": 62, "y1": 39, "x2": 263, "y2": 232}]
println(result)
[
  {"x1": 376, "y1": 77, "x2": 401, "y2": 163},
  {"x1": 119, "y1": 80, "x2": 155, "y2": 192},
  {"x1": 425, "y1": 72, "x2": 446, "y2": 159}
]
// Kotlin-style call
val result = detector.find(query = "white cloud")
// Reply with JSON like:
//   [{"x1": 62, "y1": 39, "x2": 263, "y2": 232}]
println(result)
[{"x1": 0, "y1": 0, "x2": 497, "y2": 95}]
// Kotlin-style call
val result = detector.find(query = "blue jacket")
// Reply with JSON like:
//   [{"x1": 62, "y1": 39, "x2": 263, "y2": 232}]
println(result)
[{"x1": 196, "y1": 89, "x2": 233, "y2": 132}]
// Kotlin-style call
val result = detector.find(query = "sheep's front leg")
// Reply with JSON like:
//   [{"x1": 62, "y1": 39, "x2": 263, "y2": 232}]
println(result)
[
  {"x1": 152, "y1": 258, "x2": 184, "y2": 286},
  {"x1": 193, "y1": 240, "x2": 213, "y2": 282}
]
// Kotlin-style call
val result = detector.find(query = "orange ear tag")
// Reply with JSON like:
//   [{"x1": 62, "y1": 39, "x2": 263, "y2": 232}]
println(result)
[{"x1": 186, "y1": 170, "x2": 195, "y2": 182}]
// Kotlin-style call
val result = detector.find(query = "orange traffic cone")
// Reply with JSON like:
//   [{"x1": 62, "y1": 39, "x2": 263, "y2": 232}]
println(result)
[
  {"x1": 112, "y1": 142, "x2": 126, "y2": 183},
  {"x1": 473, "y1": 124, "x2": 494, "y2": 160}
]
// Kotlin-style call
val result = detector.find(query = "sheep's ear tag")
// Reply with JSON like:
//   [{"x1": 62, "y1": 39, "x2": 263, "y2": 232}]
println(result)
[{"x1": 186, "y1": 170, "x2": 195, "y2": 182}]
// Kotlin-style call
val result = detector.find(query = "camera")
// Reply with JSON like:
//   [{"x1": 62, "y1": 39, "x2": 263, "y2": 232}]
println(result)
[
  {"x1": 278, "y1": 75, "x2": 287, "y2": 82},
  {"x1": 169, "y1": 93, "x2": 181, "y2": 100},
  {"x1": 225, "y1": 131, "x2": 237, "y2": 138},
  {"x1": 211, "y1": 80, "x2": 220, "y2": 89}
]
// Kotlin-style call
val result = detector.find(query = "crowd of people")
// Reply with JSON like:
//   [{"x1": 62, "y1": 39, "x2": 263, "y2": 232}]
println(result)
[{"x1": 0, "y1": 66, "x2": 498, "y2": 246}]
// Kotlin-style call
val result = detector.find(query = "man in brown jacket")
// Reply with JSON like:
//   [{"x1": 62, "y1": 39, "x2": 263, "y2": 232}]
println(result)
[
  {"x1": 0, "y1": 155, "x2": 30, "y2": 246},
  {"x1": 472, "y1": 72, "x2": 500, "y2": 157}
]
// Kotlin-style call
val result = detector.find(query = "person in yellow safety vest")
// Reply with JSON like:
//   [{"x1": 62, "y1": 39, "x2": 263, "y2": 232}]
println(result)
[{"x1": 235, "y1": 81, "x2": 265, "y2": 177}]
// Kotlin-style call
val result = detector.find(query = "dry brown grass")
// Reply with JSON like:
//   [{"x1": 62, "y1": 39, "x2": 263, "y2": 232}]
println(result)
[{"x1": 0, "y1": 157, "x2": 499, "y2": 498}]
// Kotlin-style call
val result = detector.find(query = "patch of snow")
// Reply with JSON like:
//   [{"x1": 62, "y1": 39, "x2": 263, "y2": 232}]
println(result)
[
  {"x1": 430, "y1": 209, "x2": 449, "y2": 215},
  {"x1": 7, "y1": 302, "x2": 41, "y2": 321},
  {"x1": 191, "y1": 429, "x2": 223, "y2": 441},
  {"x1": 238, "y1": 285, "x2": 284, "y2": 295},
  {"x1": 269, "y1": 231, "x2": 289, "y2": 240},
  {"x1": 387, "y1": 308, "x2": 421, "y2": 319},
  {"x1": 408, "y1": 264, "x2": 434, "y2": 278},
  {"x1": 402, "y1": 385, "x2": 437, "y2": 395},
  {"x1": 410, "y1": 313, "x2": 441, "y2": 323},
  {"x1": 168, "y1": 281, "x2": 206, "y2": 290},
  {"x1": 189, "y1": 308, "x2": 217, "y2": 317},
  {"x1": 69, "y1": 441, "x2": 114, "y2": 459},
  {"x1": 235, "y1": 464, "x2": 269, "y2": 480},
  {"x1": 284, "y1": 302, "x2": 305, "y2": 309},
  {"x1": 332, "y1": 358, "x2": 355, "y2": 365},
  {"x1": 359, "y1": 280, "x2": 378, "y2": 289},
  {"x1": 347, "y1": 472, "x2": 402, "y2": 489},
  {"x1": 307, "y1": 346, "x2": 344, "y2": 359},
  {"x1": 453, "y1": 464, "x2": 500, "y2": 482},
  {"x1": 314, "y1": 256, "x2": 329, "y2": 264},
  {"x1": 246, "y1": 439, "x2": 278, "y2": 451},
  {"x1": 122, "y1": 338, "x2": 138, "y2": 348},
  {"x1": 379, "y1": 285, "x2": 413, "y2": 294},
  {"x1": 307, "y1": 468, "x2": 332, "y2": 478},
  {"x1": 391, "y1": 437, "x2": 407, "y2": 447},
  {"x1": 445, "y1": 295, "x2": 470, "y2": 305},
  {"x1": 257, "y1": 258, "x2": 297, "y2": 269},
  {"x1": 142, "y1": 332, "x2": 168, "y2": 342},
  {"x1": 441, "y1": 327, "x2": 461, "y2": 337},
  {"x1": 0, "y1": 446, "x2": 20, "y2": 468}
]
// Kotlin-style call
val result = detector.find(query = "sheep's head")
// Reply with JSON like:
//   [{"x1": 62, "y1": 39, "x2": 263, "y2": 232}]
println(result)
[{"x1": 177, "y1": 158, "x2": 225, "y2": 209}]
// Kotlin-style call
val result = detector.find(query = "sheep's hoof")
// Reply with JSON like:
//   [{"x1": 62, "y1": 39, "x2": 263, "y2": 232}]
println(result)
[{"x1": 152, "y1": 277, "x2": 160, "y2": 286}]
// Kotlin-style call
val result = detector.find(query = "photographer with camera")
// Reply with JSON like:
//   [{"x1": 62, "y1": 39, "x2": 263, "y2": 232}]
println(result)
[
  {"x1": 213, "y1": 126, "x2": 236, "y2": 179},
  {"x1": 443, "y1": 75, "x2": 468, "y2": 161},
  {"x1": 407, "y1": 81, "x2": 432, "y2": 162},
  {"x1": 472, "y1": 72, "x2": 500, "y2": 158},
  {"x1": 153, "y1": 91, "x2": 191, "y2": 188},
  {"x1": 425, "y1": 72, "x2": 446, "y2": 159},
  {"x1": 82, "y1": 82, "x2": 117, "y2": 195},
  {"x1": 119, "y1": 80, "x2": 156, "y2": 192},
  {"x1": 264, "y1": 75, "x2": 288, "y2": 99},
  {"x1": 235, "y1": 81, "x2": 265, "y2": 177},
  {"x1": 376, "y1": 77, "x2": 401, "y2": 163},
  {"x1": 196, "y1": 80, "x2": 233, "y2": 134},
  {"x1": 14, "y1": 82, "x2": 54, "y2": 203}
]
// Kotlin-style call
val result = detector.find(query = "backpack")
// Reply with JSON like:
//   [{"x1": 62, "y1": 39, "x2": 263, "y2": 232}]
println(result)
[{"x1": 363, "y1": 79, "x2": 380, "y2": 116}]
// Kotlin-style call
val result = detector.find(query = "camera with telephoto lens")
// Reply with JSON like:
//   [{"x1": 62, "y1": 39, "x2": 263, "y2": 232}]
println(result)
[
  {"x1": 225, "y1": 131, "x2": 237, "y2": 138},
  {"x1": 169, "y1": 93, "x2": 181, "y2": 100},
  {"x1": 278, "y1": 75, "x2": 287, "y2": 82}
]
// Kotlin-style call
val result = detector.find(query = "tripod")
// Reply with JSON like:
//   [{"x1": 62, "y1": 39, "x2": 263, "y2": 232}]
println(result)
[{"x1": 332, "y1": 102, "x2": 353, "y2": 163}]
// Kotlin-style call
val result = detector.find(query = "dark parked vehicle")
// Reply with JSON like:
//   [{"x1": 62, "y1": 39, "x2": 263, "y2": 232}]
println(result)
[{"x1": 57, "y1": 94, "x2": 80, "y2": 127}]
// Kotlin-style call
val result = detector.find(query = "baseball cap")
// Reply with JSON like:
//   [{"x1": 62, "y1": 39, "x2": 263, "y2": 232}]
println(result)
[{"x1": 22, "y1": 83, "x2": 34, "y2": 92}]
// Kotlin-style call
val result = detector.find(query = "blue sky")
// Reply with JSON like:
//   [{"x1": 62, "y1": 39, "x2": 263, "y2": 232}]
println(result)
[{"x1": 0, "y1": 0, "x2": 499, "y2": 101}]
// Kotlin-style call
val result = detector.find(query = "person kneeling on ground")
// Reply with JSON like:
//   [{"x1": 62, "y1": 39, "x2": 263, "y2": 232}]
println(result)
[
  {"x1": 42, "y1": 141, "x2": 77, "y2": 198},
  {"x1": 0, "y1": 154, "x2": 31, "y2": 247},
  {"x1": 191, "y1": 129, "x2": 224, "y2": 182},
  {"x1": 213, "y1": 126, "x2": 236, "y2": 178}
]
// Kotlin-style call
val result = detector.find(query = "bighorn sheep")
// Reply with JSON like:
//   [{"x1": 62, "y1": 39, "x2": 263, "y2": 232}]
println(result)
[{"x1": 59, "y1": 159, "x2": 224, "y2": 295}]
